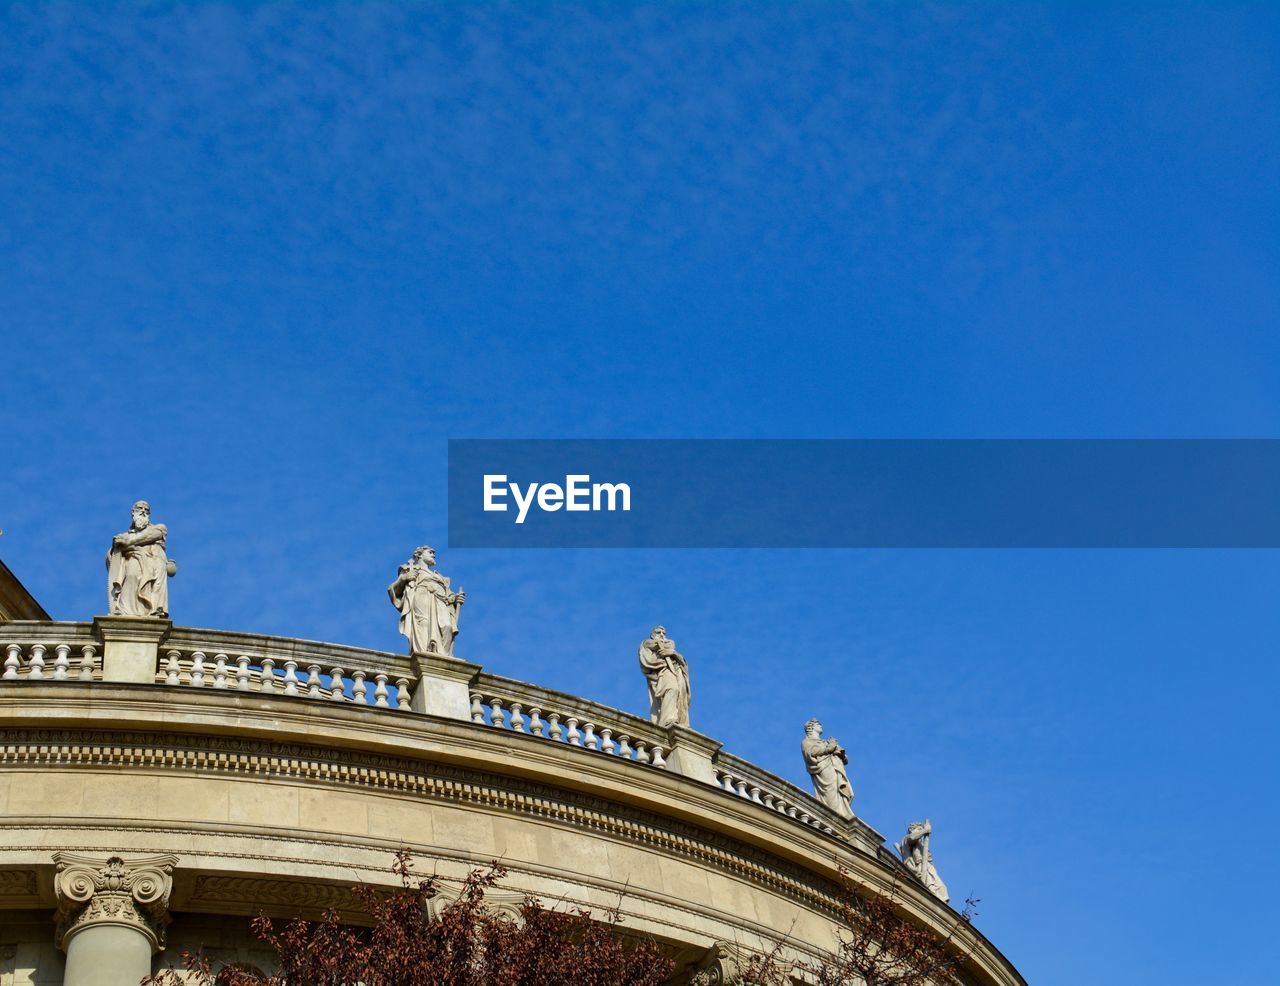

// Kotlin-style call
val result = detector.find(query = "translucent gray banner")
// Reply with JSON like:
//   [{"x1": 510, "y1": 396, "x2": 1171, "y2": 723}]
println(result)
[{"x1": 448, "y1": 439, "x2": 1280, "y2": 548}]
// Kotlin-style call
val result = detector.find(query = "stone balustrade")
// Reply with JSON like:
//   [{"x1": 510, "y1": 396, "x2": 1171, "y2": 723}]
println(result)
[
  {"x1": 715, "y1": 751, "x2": 841, "y2": 836},
  {"x1": 0, "y1": 623, "x2": 99, "y2": 682},
  {"x1": 0, "y1": 620, "x2": 874, "y2": 851},
  {"x1": 164, "y1": 626, "x2": 417, "y2": 708},
  {"x1": 469, "y1": 672, "x2": 670, "y2": 767},
  {"x1": 159, "y1": 644, "x2": 414, "y2": 711}
]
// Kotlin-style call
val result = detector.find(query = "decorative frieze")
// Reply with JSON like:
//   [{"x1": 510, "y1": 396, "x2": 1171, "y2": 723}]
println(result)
[
  {"x1": 0, "y1": 868, "x2": 37, "y2": 902},
  {"x1": 53, "y1": 852, "x2": 179, "y2": 951},
  {"x1": 3, "y1": 726, "x2": 843, "y2": 920},
  {"x1": 191, "y1": 874, "x2": 366, "y2": 918}
]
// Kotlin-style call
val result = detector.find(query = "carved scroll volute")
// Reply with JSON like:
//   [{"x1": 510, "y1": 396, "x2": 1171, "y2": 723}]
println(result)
[
  {"x1": 690, "y1": 941, "x2": 742, "y2": 985},
  {"x1": 53, "y1": 853, "x2": 179, "y2": 952}
]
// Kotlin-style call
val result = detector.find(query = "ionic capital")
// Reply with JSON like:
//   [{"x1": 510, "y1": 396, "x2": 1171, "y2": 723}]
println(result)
[{"x1": 53, "y1": 852, "x2": 179, "y2": 952}]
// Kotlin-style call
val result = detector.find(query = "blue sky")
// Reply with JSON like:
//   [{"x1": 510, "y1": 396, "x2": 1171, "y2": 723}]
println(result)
[{"x1": 2, "y1": 3, "x2": 1278, "y2": 983}]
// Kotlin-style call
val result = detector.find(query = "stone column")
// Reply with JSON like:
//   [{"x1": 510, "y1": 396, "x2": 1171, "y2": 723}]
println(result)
[
  {"x1": 410, "y1": 651, "x2": 482, "y2": 720},
  {"x1": 53, "y1": 853, "x2": 178, "y2": 986},
  {"x1": 92, "y1": 616, "x2": 171, "y2": 684},
  {"x1": 664, "y1": 725, "x2": 724, "y2": 785}
]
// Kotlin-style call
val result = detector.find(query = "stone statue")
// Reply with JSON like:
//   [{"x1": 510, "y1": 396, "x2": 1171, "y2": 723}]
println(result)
[
  {"x1": 638, "y1": 626, "x2": 691, "y2": 728},
  {"x1": 105, "y1": 500, "x2": 175, "y2": 618},
  {"x1": 801, "y1": 719, "x2": 854, "y2": 820},
  {"x1": 388, "y1": 546, "x2": 465, "y2": 657},
  {"x1": 898, "y1": 819, "x2": 949, "y2": 903}
]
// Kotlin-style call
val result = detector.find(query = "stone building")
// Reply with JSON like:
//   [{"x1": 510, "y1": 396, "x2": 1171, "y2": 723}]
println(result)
[{"x1": 0, "y1": 554, "x2": 1025, "y2": 986}]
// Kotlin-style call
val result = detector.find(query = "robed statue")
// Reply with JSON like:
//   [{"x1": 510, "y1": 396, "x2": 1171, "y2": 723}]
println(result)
[
  {"x1": 638, "y1": 626, "x2": 691, "y2": 728},
  {"x1": 106, "y1": 500, "x2": 176, "y2": 618},
  {"x1": 388, "y1": 546, "x2": 465, "y2": 657},
  {"x1": 801, "y1": 719, "x2": 854, "y2": 820},
  {"x1": 898, "y1": 819, "x2": 949, "y2": 903}
]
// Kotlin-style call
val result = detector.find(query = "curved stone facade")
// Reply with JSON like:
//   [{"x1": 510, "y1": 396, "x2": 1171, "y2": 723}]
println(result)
[{"x1": 0, "y1": 618, "x2": 1026, "y2": 986}]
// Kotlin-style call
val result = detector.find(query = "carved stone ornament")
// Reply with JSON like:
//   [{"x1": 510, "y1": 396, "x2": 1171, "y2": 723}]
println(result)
[
  {"x1": 423, "y1": 880, "x2": 527, "y2": 925},
  {"x1": 687, "y1": 940, "x2": 745, "y2": 985},
  {"x1": 53, "y1": 853, "x2": 179, "y2": 951}
]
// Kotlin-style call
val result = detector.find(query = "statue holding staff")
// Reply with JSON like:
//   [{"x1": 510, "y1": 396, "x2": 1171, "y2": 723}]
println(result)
[
  {"x1": 105, "y1": 500, "x2": 175, "y2": 618},
  {"x1": 801, "y1": 719, "x2": 854, "y2": 819},
  {"x1": 898, "y1": 819, "x2": 949, "y2": 903},
  {"x1": 638, "y1": 626, "x2": 691, "y2": 728},
  {"x1": 388, "y1": 546, "x2": 465, "y2": 657}
]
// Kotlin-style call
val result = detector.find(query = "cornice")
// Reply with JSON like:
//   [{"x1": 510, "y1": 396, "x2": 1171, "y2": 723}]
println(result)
[
  {"x1": 0, "y1": 725, "x2": 842, "y2": 917},
  {"x1": 0, "y1": 686, "x2": 1025, "y2": 986}
]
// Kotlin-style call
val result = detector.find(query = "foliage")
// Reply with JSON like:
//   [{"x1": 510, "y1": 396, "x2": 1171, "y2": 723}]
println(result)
[
  {"x1": 741, "y1": 869, "x2": 967, "y2": 986},
  {"x1": 149, "y1": 851, "x2": 674, "y2": 986}
]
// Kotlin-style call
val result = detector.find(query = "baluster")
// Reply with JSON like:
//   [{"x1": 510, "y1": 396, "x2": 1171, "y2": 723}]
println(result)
[
  {"x1": 260, "y1": 658, "x2": 277, "y2": 692},
  {"x1": 634, "y1": 740, "x2": 650, "y2": 764},
  {"x1": 164, "y1": 650, "x2": 181, "y2": 686},
  {"x1": 27, "y1": 644, "x2": 45, "y2": 680},
  {"x1": 617, "y1": 734, "x2": 632, "y2": 760},
  {"x1": 236, "y1": 656, "x2": 252, "y2": 690},
  {"x1": 328, "y1": 667, "x2": 346, "y2": 701},
  {"x1": 799, "y1": 811, "x2": 812, "y2": 825},
  {"x1": 470, "y1": 693, "x2": 486, "y2": 723},
  {"x1": 79, "y1": 644, "x2": 97, "y2": 681},
  {"x1": 351, "y1": 670, "x2": 367, "y2": 704},
  {"x1": 490, "y1": 698, "x2": 506, "y2": 728},
  {"x1": 582, "y1": 722, "x2": 598, "y2": 750},
  {"x1": 212, "y1": 654, "x2": 229, "y2": 689},
  {"x1": 373, "y1": 673, "x2": 390, "y2": 708},
  {"x1": 281, "y1": 660, "x2": 300, "y2": 696},
  {"x1": 735, "y1": 778, "x2": 750, "y2": 799},
  {"x1": 509, "y1": 702, "x2": 525, "y2": 732},
  {"x1": 395, "y1": 677, "x2": 411, "y2": 711},
  {"x1": 548, "y1": 713, "x2": 563, "y2": 741},
  {"x1": 189, "y1": 651, "x2": 206, "y2": 688},
  {"x1": 53, "y1": 644, "x2": 71, "y2": 680},
  {"x1": 718, "y1": 769, "x2": 734, "y2": 792},
  {"x1": 566, "y1": 717, "x2": 582, "y2": 746},
  {"x1": 749, "y1": 785, "x2": 763, "y2": 804},
  {"x1": 2, "y1": 644, "x2": 19, "y2": 680},
  {"x1": 600, "y1": 727, "x2": 615, "y2": 754},
  {"x1": 762, "y1": 792, "x2": 776, "y2": 810},
  {"x1": 786, "y1": 805, "x2": 799, "y2": 819},
  {"x1": 528, "y1": 707, "x2": 545, "y2": 737},
  {"x1": 650, "y1": 743, "x2": 667, "y2": 767},
  {"x1": 306, "y1": 665, "x2": 323, "y2": 699}
]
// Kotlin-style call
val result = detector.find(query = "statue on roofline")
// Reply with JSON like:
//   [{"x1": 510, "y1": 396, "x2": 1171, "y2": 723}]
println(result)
[
  {"x1": 639, "y1": 626, "x2": 691, "y2": 728},
  {"x1": 388, "y1": 545, "x2": 465, "y2": 657},
  {"x1": 106, "y1": 500, "x2": 176, "y2": 618}
]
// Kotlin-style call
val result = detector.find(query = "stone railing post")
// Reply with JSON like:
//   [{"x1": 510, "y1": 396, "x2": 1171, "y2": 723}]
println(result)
[
  {"x1": 92, "y1": 616, "x2": 172, "y2": 684},
  {"x1": 664, "y1": 725, "x2": 724, "y2": 785},
  {"x1": 53, "y1": 852, "x2": 178, "y2": 986},
  {"x1": 410, "y1": 651, "x2": 482, "y2": 720}
]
